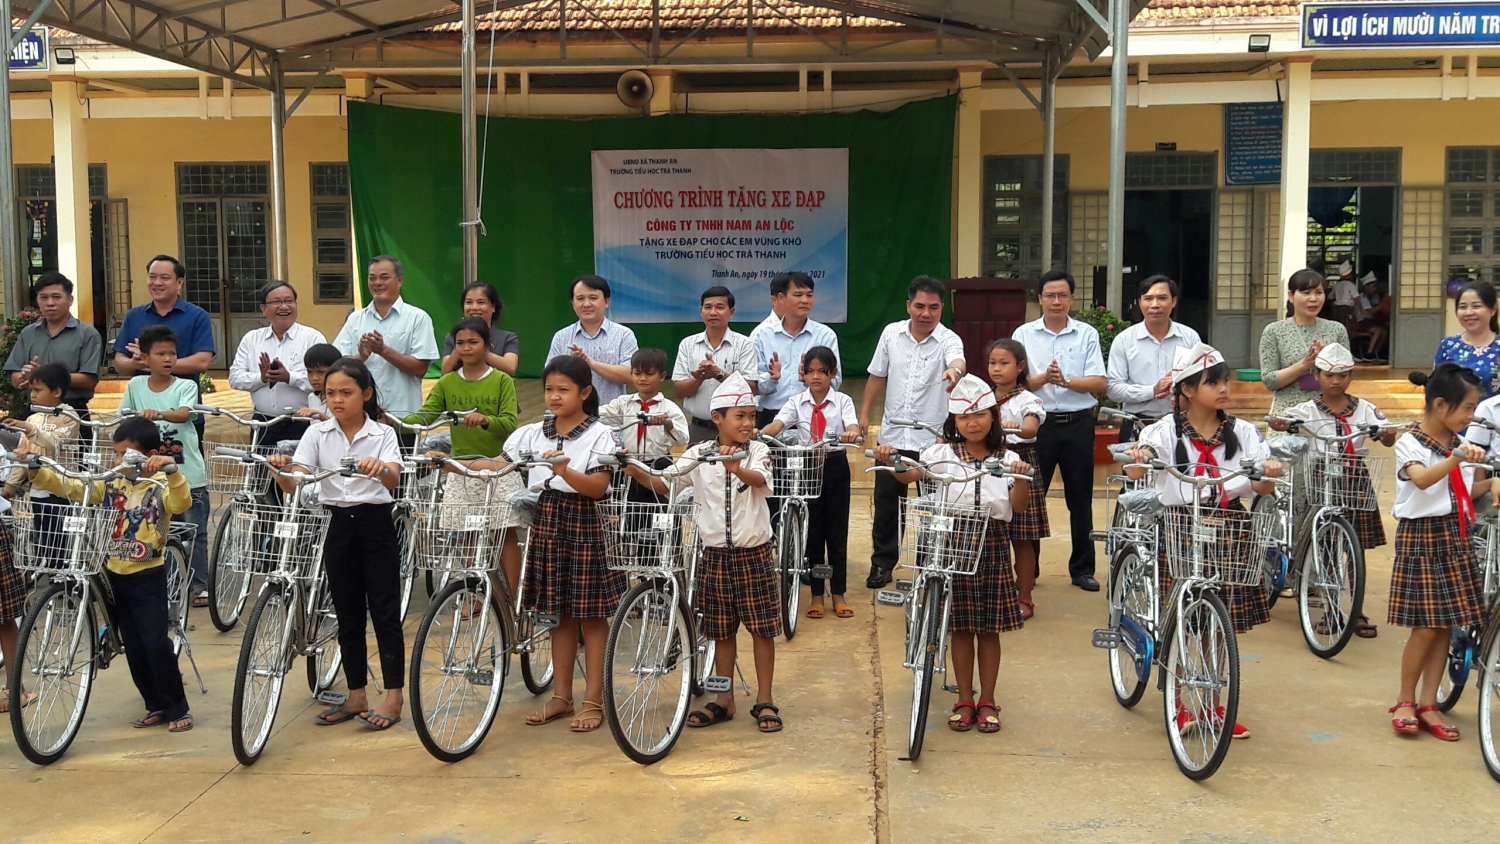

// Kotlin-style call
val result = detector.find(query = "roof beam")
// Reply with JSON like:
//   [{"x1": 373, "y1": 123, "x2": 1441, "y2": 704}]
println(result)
[
  {"x1": 283, "y1": 49, "x2": 1047, "y2": 71},
  {"x1": 796, "y1": 0, "x2": 1042, "y2": 51}
]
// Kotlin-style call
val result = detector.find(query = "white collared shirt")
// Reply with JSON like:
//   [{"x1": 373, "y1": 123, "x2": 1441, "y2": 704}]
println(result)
[
  {"x1": 291, "y1": 416, "x2": 402, "y2": 506},
  {"x1": 546, "y1": 318, "x2": 639, "y2": 405},
  {"x1": 1281, "y1": 396, "x2": 1386, "y2": 455},
  {"x1": 1469, "y1": 395, "x2": 1500, "y2": 458},
  {"x1": 749, "y1": 317, "x2": 842, "y2": 412},
  {"x1": 773, "y1": 388, "x2": 857, "y2": 445},
  {"x1": 1394, "y1": 430, "x2": 1477, "y2": 520},
  {"x1": 687, "y1": 439, "x2": 774, "y2": 548},
  {"x1": 1105, "y1": 320, "x2": 1201, "y2": 419},
  {"x1": 229, "y1": 322, "x2": 328, "y2": 416},
  {"x1": 996, "y1": 389, "x2": 1046, "y2": 445},
  {"x1": 672, "y1": 329, "x2": 757, "y2": 421},
  {"x1": 868, "y1": 320, "x2": 967, "y2": 451},
  {"x1": 1136, "y1": 416, "x2": 1268, "y2": 507},
  {"x1": 1333, "y1": 279, "x2": 1358, "y2": 307},
  {"x1": 917, "y1": 443, "x2": 1021, "y2": 522},
  {"x1": 503, "y1": 417, "x2": 618, "y2": 494},
  {"x1": 333, "y1": 297, "x2": 439, "y2": 416},
  {"x1": 1012, "y1": 317, "x2": 1107, "y2": 414},
  {"x1": 599, "y1": 393, "x2": 688, "y2": 459}
]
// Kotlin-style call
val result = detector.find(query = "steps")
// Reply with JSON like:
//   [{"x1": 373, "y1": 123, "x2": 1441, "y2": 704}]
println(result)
[{"x1": 1227, "y1": 371, "x2": 1422, "y2": 421}]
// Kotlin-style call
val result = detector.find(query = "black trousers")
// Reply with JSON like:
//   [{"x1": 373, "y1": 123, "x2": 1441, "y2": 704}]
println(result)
[
  {"x1": 688, "y1": 416, "x2": 719, "y2": 444},
  {"x1": 625, "y1": 455, "x2": 674, "y2": 504},
  {"x1": 870, "y1": 448, "x2": 920, "y2": 573},
  {"x1": 755, "y1": 408, "x2": 779, "y2": 429},
  {"x1": 806, "y1": 451, "x2": 851, "y2": 596},
  {"x1": 1034, "y1": 413, "x2": 1097, "y2": 578},
  {"x1": 253, "y1": 413, "x2": 310, "y2": 452},
  {"x1": 107, "y1": 565, "x2": 189, "y2": 721},
  {"x1": 323, "y1": 503, "x2": 405, "y2": 691}
]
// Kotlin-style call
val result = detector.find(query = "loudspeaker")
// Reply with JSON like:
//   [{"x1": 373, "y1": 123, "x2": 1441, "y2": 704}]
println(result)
[{"x1": 617, "y1": 70, "x2": 654, "y2": 109}]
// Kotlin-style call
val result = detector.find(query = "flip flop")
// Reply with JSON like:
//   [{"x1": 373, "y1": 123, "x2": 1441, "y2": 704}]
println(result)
[
  {"x1": 132, "y1": 711, "x2": 167, "y2": 728},
  {"x1": 168, "y1": 715, "x2": 194, "y2": 733},
  {"x1": 1354, "y1": 616, "x2": 1378, "y2": 639},
  {"x1": 834, "y1": 603, "x2": 854, "y2": 619},
  {"x1": 315, "y1": 705, "x2": 360, "y2": 726},
  {"x1": 1, "y1": 692, "x2": 37, "y2": 714},
  {"x1": 192, "y1": 592, "x2": 211, "y2": 608},
  {"x1": 356, "y1": 710, "x2": 403, "y2": 731}
]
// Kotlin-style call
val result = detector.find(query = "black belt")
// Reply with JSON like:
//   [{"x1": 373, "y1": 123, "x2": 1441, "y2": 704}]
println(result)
[
  {"x1": 691, "y1": 416, "x2": 716, "y2": 428},
  {"x1": 1045, "y1": 410, "x2": 1096, "y2": 425}
]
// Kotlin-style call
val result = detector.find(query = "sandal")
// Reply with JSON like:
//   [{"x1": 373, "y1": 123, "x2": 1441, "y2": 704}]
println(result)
[
  {"x1": 569, "y1": 700, "x2": 604, "y2": 733},
  {"x1": 1389, "y1": 701, "x2": 1419, "y2": 735},
  {"x1": 1019, "y1": 599, "x2": 1035, "y2": 621},
  {"x1": 168, "y1": 714, "x2": 194, "y2": 733},
  {"x1": 751, "y1": 702, "x2": 783, "y2": 733},
  {"x1": 315, "y1": 705, "x2": 361, "y2": 726},
  {"x1": 1353, "y1": 616, "x2": 1378, "y2": 639},
  {"x1": 526, "y1": 694, "x2": 574, "y2": 726},
  {"x1": 687, "y1": 701, "x2": 734, "y2": 728},
  {"x1": 356, "y1": 710, "x2": 403, "y2": 731},
  {"x1": 834, "y1": 603, "x2": 854, "y2": 619},
  {"x1": 131, "y1": 710, "x2": 167, "y2": 728},
  {"x1": 806, "y1": 604, "x2": 825, "y2": 619},
  {"x1": 0, "y1": 692, "x2": 35, "y2": 714},
  {"x1": 1416, "y1": 704, "x2": 1461, "y2": 741},
  {"x1": 976, "y1": 702, "x2": 1001, "y2": 734},
  {"x1": 191, "y1": 591, "x2": 210, "y2": 608},
  {"x1": 948, "y1": 701, "x2": 976, "y2": 732}
]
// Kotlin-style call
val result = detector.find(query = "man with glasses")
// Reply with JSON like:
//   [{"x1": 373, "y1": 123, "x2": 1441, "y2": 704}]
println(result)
[{"x1": 229, "y1": 281, "x2": 327, "y2": 447}]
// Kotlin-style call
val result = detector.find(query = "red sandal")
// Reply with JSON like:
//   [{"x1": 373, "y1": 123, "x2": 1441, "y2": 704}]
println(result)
[
  {"x1": 1388, "y1": 701, "x2": 1419, "y2": 735},
  {"x1": 975, "y1": 701, "x2": 1001, "y2": 734},
  {"x1": 948, "y1": 701, "x2": 976, "y2": 732},
  {"x1": 1415, "y1": 704, "x2": 1460, "y2": 741}
]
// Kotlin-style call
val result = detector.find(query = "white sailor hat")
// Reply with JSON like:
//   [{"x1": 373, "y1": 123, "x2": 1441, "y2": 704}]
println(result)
[
  {"x1": 947, "y1": 374, "x2": 997, "y2": 415},
  {"x1": 1170, "y1": 342, "x2": 1226, "y2": 386},
  {"x1": 710, "y1": 372, "x2": 757, "y2": 411},
  {"x1": 1315, "y1": 342, "x2": 1356, "y2": 373}
]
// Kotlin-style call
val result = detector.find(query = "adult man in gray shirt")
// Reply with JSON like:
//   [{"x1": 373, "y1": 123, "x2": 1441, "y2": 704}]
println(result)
[{"x1": 5, "y1": 271, "x2": 102, "y2": 413}]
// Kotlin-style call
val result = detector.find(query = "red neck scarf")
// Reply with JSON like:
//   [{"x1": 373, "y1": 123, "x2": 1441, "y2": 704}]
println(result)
[
  {"x1": 636, "y1": 398, "x2": 658, "y2": 451},
  {"x1": 810, "y1": 400, "x2": 828, "y2": 440},
  {"x1": 1411, "y1": 425, "x2": 1475, "y2": 537},
  {"x1": 1181, "y1": 415, "x2": 1233, "y2": 507},
  {"x1": 1315, "y1": 395, "x2": 1359, "y2": 456}
]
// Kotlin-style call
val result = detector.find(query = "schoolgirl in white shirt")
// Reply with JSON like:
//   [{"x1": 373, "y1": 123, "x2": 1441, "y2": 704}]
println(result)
[{"x1": 986, "y1": 337, "x2": 1048, "y2": 619}]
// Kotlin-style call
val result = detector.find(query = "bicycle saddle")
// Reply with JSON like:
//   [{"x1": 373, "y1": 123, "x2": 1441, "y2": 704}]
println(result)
[
  {"x1": 419, "y1": 433, "x2": 453, "y2": 454},
  {"x1": 673, "y1": 488, "x2": 695, "y2": 506},
  {"x1": 1119, "y1": 488, "x2": 1164, "y2": 516},
  {"x1": 1267, "y1": 436, "x2": 1308, "y2": 460},
  {"x1": 274, "y1": 439, "x2": 300, "y2": 456},
  {"x1": 506, "y1": 489, "x2": 541, "y2": 515}
]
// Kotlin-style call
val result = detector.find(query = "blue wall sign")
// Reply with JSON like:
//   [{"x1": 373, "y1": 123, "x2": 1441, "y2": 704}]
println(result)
[
  {"x1": 1303, "y1": 2, "x2": 1500, "y2": 48},
  {"x1": 1224, "y1": 102, "x2": 1283, "y2": 186},
  {"x1": 9, "y1": 29, "x2": 48, "y2": 70}
]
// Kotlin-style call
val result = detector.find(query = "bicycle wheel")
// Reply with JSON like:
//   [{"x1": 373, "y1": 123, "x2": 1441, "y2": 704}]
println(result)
[
  {"x1": 1162, "y1": 589, "x2": 1238, "y2": 781},
  {"x1": 907, "y1": 582, "x2": 943, "y2": 761},
  {"x1": 9, "y1": 581, "x2": 96, "y2": 765},
  {"x1": 1438, "y1": 627, "x2": 1473, "y2": 713},
  {"x1": 1107, "y1": 545, "x2": 1155, "y2": 709},
  {"x1": 1478, "y1": 622, "x2": 1500, "y2": 783},
  {"x1": 779, "y1": 502, "x2": 806, "y2": 641},
  {"x1": 520, "y1": 617, "x2": 555, "y2": 695},
  {"x1": 232, "y1": 584, "x2": 294, "y2": 766},
  {"x1": 305, "y1": 582, "x2": 343, "y2": 696},
  {"x1": 411, "y1": 578, "x2": 509, "y2": 763},
  {"x1": 396, "y1": 512, "x2": 417, "y2": 622},
  {"x1": 692, "y1": 635, "x2": 717, "y2": 697},
  {"x1": 604, "y1": 580, "x2": 694, "y2": 765},
  {"x1": 164, "y1": 538, "x2": 192, "y2": 658},
  {"x1": 1299, "y1": 516, "x2": 1364, "y2": 659},
  {"x1": 208, "y1": 505, "x2": 251, "y2": 632},
  {"x1": 1252, "y1": 493, "x2": 1288, "y2": 611}
]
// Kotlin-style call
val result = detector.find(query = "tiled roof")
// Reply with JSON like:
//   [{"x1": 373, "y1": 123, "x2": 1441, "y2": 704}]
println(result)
[
  {"x1": 1138, "y1": 0, "x2": 1380, "y2": 22},
  {"x1": 442, "y1": 0, "x2": 895, "y2": 32}
]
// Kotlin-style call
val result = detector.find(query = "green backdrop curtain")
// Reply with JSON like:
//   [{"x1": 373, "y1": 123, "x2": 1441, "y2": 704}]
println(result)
[{"x1": 347, "y1": 95, "x2": 955, "y2": 378}]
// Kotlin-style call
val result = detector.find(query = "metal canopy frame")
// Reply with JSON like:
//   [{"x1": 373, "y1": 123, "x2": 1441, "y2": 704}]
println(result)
[{"x1": 2, "y1": 0, "x2": 1145, "y2": 315}]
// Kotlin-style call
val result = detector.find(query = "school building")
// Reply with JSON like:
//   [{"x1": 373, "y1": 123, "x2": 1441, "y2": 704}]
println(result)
[{"x1": 5, "y1": 0, "x2": 1499, "y2": 370}]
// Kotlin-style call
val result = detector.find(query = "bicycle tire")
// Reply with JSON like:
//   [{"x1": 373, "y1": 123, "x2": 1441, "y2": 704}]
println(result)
[
  {"x1": 396, "y1": 512, "x2": 417, "y2": 622},
  {"x1": 520, "y1": 619, "x2": 555, "y2": 695},
  {"x1": 1107, "y1": 545, "x2": 1154, "y2": 709},
  {"x1": 692, "y1": 636, "x2": 716, "y2": 698},
  {"x1": 1478, "y1": 621, "x2": 1500, "y2": 783},
  {"x1": 232, "y1": 585, "x2": 293, "y2": 767},
  {"x1": 1299, "y1": 515, "x2": 1364, "y2": 659},
  {"x1": 411, "y1": 578, "x2": 509, "y2": 763},
  {"x1": 1437, "y1": 627, "x2": 1472, "y2": 713},
  {"x1": 164, "y1": 538, "x2": 193, "y2": 658},
  {"x1": 1162, "y1": 589, "x2": 1238, "y2": 781},
  {"x1": 778, "y1": 501, "x2": 805, "y2": 641},
  {"x1": 604, "y1": 579, "x2": 694, "y2": 765},
  {"x1": 907, "y1": 582, "x2": 943, "y2": 761},
  {"x1": 1253, "y1": 493, "x2": 1288, "y2": 611},
  {"x1": 208, "y1": 505, "x2": 252, "y2": 632},
  {"x1": 10, "y1": 581, "x2": 96, "y2": 765},
  {"x1": 304, "y1": 580, "x2": 343, "y2": 697}
]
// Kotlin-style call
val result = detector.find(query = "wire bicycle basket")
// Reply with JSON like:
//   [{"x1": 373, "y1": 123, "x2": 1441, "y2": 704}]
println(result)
[
  {"x1": 4, "y1": 499, "x2": 117, "y2": 575},
  {"x1": 1303, "y1": 451, "x2": 1388, "y2": 512},
  {"x1": 1165, "y1": 505, "x2": 1264, "y2": 587},
  {"x1": 598, "y1": 499, "x2": 697, "y2": 574},
  {"x1": 899, "y1": 495, "x2": 989, "y2": 577}
]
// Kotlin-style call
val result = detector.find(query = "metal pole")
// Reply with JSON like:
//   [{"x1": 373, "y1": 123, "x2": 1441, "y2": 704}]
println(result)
[
  {"x1": 0, "y1": 0, "x2": 25, "y2": 316},
  {"x1": 461, "y1": 0, "x2": 479, "y2": 284},
  {"x1": 270, "y1": 60, "x2": 290, "y2": 282},
  {"x1": 1040, "y1": 55, "x2": 1057, "y2": 274},
  {"x1": 1105, "y1": 0, "x2": 1128, "y2": 315}
]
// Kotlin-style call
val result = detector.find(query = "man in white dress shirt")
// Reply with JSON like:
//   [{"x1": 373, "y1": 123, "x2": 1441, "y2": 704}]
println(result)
[
  {"x1": 333, "y1": 256, "x2": 439, "y2": 420},
  {"x1": 673, "y1": 286, "x2": 759, "y2": 443},
  {"x1": 1105, "y1": 274, "x2": 1200, "y2": 442},
  {"x1": 229, "y1": 281, "x2": 328, "y2": 446},
  {"x1": 858, "y1": 276, "x2": 966, "y2": 588}
]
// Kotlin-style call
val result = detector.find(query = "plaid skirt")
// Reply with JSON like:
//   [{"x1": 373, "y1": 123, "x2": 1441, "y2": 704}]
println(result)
[
  {"x1": 697, "y1": 544, "x2": 781, "y2": 641},
  {"x1": 1159, "y1": 505, "x2": 1269, "y2": 634},
  {"x1": 1388, "y1": 516, "x2": 1484, "y2": 629},
  {"x1": 950, "y1": 519, "x2": 1024, "y2": 635},
  {"x1": 0, "y1": 525, "x2": 23, "y2": 620},
  {"x1": 523, "y1": 490, "x2": 624, "y2": 619},
  {"x1": 1007, "y1": 442, "x2": 1050, "y2": 541}
]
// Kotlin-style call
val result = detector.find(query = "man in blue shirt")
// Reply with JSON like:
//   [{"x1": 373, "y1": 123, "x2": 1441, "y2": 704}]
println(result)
[
  {"x1": 113, "y1": 254, "x2": 215, "y2": 439},
  {"x1": 546, "y1": 274, "x2": 638, "y2": 405},
  {"x1": 1012, "y1": 270, "x2": 1107, "y2": 591},
  {"x1": 750, "y1": 272, "x2": 841, "y2": 429}
]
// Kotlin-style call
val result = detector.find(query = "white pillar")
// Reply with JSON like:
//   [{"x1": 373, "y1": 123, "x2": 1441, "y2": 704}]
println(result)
[
  {"x1": 955, "y1": 66, "x2": 983, "y2": 279},
  {"x1": 49, "y1": 77, "x2": 94, "y2": 320},
  {"x1": 1277, "y1": 58, "x2": 1313, "y2": 294}
]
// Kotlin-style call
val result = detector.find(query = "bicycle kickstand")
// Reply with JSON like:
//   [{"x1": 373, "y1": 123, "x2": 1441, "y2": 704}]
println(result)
[
  {"x1": 733, "y1": 658, "x2": 752, "y2": 696},
  {"x1": 177, "y1": 627, "x2": 208, "y2": 694},
  {"x1": 368, "y1": 663, "x2": 384, "y2": 695}
]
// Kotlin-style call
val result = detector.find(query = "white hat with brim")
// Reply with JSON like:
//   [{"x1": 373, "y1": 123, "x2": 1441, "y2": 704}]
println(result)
[
  {"x1": 1315, "y1": 342, "x2": 1356, "y2": 373},
  {"x1": 710, "y1": 373, "x2": 757, "y2": 411},
  {"x1": 1170, "y1": 342, "x2": 1226, "y2": 386},
  {"x1": 947, "y1": 374, "x2": 997, "y2": 415}
]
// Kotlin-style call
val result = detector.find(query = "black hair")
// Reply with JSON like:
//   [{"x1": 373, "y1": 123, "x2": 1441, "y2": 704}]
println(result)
[
  {"x1": 324, "y1": 357, "x2": 383, "y2": 421},
  {"x1": 30, "y1": 271, "x2": 73, "y2": 301},
  {"x1": 570, "y1": 274, "x2": 611, "y2": 300},
  {"x1": 942, "y1": 406, "x2": 1008, "y2": 455},
  {"x1": 145, "y1": 254, "x2": 186, "y2": 279},
  {"x1": 114, "y1": 416, "x2": 163, "y2": 453},
  {"x1": 543, "y1": 354, "x2": 600, "y2": 417},
  {"x1": 1170, "y1": 362, "x2": 1239, "y2": 466},
  {"x1": 1410, "y1": 363, "x2": 1483, "y2": 412},
  {"x1": 258, "y1": 280, "x2": 296, "y2": 304},
  {"x1": 137, "y1": 325, "x2": 178, "y2": 355},
  {"x1": 803, "y1": 345, "x2": 839, "y2": 377},
  {"x1": 700, "y1": 286, "x2": 736, "y2": 309},
  {"x1": 769, "y1": 272, "x2": 815, "y2": 298},
  {"x1": 985, "y1": 338, "x2": 1030, "y2": 388},
  {"x1": 907, "y1": 275, "x2": 945, "y2": 300},
  {"x1": 450, "y1": 315, "x2": 492, "y2": 346},
  {"x1": 368, "y1": 255, "x2": 404, "y2": 278},
  {"x1": 1285, "y1": 268, "x2": 1325, "y2": 317},
  {"x1": 461, "y1": 281, "x2": 504, "y2": 324},
  {"x1": 1038, "y1": 269, "x2": 1075, "y2": 296},
  {"x1": 630, "y1": 347, "x2": 668, "y2": 373},
  {"x1": 1455, "y1": 280, "x2": 1500, "y2": 334},
  {"x1": 302, "y1": 343, "x2": 342, "y2": 371},
  {"x1": 30, "y1": 362, "x2": 69, "y2": 394},
  {"x1": 1137, "y1": 273, "x2": 1179, "y2": 300}
]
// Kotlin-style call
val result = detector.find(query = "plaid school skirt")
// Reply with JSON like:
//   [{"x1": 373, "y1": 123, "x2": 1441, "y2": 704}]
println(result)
[
  {"x1": 950, "y1": 519, "x2": 1024, "y2": 635},
  {"x1": 1159, "y1": 505, "x2": 1269, "y2": 634},
  {"x1": 0, "y1": 524, "x2": 23, "y2": 620},
  {"x1": 1388, "y1": 516, "x2": 1484, "y2": 629},
  {"x1": 1007, "y1": 442, "x2": 1049, "y2": 541},
  {"x1": 697, "y1": 544, "x2": 781, "y2": 641},
  {"x1": 523, "y1": 490, "x2": 624, "y2": 620}
]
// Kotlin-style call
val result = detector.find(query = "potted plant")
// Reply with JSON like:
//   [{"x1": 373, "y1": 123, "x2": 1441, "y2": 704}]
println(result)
[
  {"x1": 0, "y1": 308, "x2": 41, "y2": 418},
  {"x1": 1074, "y1": 305, "x2": 1127, "y2": 465}
]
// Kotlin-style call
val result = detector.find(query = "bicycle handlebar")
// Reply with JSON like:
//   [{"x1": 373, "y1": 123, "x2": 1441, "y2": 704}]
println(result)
[
  {"x1": 28, "y1": 405, "x2": 131, "y2": 428},
  {"x1": 14, "y1": 450, "x2": 176, "y2": 486},
  {"x1": 884, "y1": 418, "x2": 944, "y2": 438},
  {"x1": 190, "y1": 404, "x2": 300, "y2": 427},
  {"x1": 1265, "y1": 414, "x2": 1403, "y2": 443},
  {"x1": 1148, "y1": 458, "x2": 1267, "y2": 486},
  {"x1": 387, "y1": 410, "x2": 475, "y2": 433},
  {"x1": 863, "y1": 450, "x2": 1034, "y2": 484},
  {"x1": 213, "y1": 446, "x2": 357, "y2": 485}
]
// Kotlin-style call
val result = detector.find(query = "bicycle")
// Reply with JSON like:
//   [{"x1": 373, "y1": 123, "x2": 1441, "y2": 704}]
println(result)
[
  {"x1": 1092, "y1": 409, "x2": 1159, "y2": 569},
  {"x1": 4, "y1": 450, "x2": 206, "y2": 765},
  {"x1": 759, "y1": 426, "x2": 851, "y2": 641},
  {"x1": 1433, "y1": 440, "x2": 1500, "y2": 714},
  {"x1": 869, "y1": 450, "x2": 1031, "y2": 762},
  {"x1": 1091, "y1": 455, "x2": 1273, "y2": 780},
  {"x1": 1259, "y1": 415, "x2": 1401, "y2": 658},
  {"x1": 388, "y1": 410, "x2": 474, "y2": 620}
]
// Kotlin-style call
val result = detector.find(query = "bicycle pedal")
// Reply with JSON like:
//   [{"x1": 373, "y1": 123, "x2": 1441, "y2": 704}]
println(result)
[
  {"x1": 809, "y1": 565, "x2": 833, "y2": 580},
  {"x1": 895, "y1": 579, "x2": 913, "y2": 592},
  {"x1": 469, "y1": 670, "x2": 495, "y2": 687},
  {"x1": 315, "y1": 690, "x2": 348, "y2": 706},
  {"x1": 535, "y1": 612, "x2": 560, "y2": 630},
  {"x1": 1091, "y1": 628, "x2": 1121, "y2": 649},
  {"x1": 703, "y1": 675, "x2": 732, "y2": 694},
  {"x1": 876, "y1": 589, "x2": 906, "y2": 607},
  {"x1": 1089, "y1": 530, "x2": 1108, "y2": 543}
]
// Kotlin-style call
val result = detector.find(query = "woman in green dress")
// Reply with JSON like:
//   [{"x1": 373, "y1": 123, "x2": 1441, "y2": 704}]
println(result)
[{"x1": 1259, "y1": 268, "x2": 1352, "y2": 414}]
